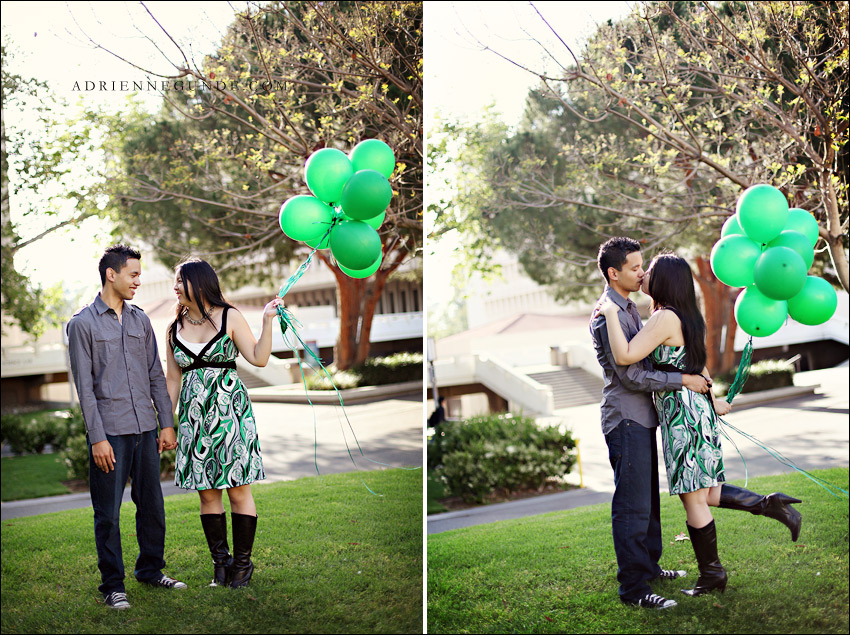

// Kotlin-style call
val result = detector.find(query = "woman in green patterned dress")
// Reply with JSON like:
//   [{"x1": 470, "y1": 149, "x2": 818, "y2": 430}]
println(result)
[
  {"x1": 600, "y1": 253, "x2": 802, "y2": 598},
  {"x1": 165, "y1": 259, "x2": 283, "y2": 588}
]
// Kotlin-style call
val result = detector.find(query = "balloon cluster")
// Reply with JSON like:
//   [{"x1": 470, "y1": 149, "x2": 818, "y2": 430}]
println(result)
[
  {"x1": 278, "y1": 139, "x2": 394, "y2": 279},
  {"x1": 710, "y1": 184, "x2": 837, "y2": 337}
]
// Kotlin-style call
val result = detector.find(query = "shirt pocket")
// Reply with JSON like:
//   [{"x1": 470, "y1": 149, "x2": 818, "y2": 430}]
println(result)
[
  {"x1": 93, "y1": 331, "x2": 120, "y2": 367},
  {"x1": 126, "y1": 328, "x2": 147, "y2": 358}
]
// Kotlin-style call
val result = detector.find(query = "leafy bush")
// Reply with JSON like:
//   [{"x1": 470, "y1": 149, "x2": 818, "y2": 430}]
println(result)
[
  {"x1": 304, "y1": 352, "x2": 423, "y2": 390},
  {"x1": 1, "y1": 408, "x2": 87, "y2": 455},
  {"x1": 61, "y1": 435, "x2": 90, "y2": 482},
  {"x1": 431, "y1": 414, "x2": 577, "y2": 503},
  {"x1": 716, "y1": 358, "x2": 795, "y2": 396}
]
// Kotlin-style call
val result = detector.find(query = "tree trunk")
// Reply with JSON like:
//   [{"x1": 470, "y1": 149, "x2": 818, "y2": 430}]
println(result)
[
  {"x1": 317, "y1": 238, "x2": 410, "y2": 370},
  {"x1": 822, "y1": 172, "x2": 849, "y2": 293},
  {"x1": 694, "y1": 256, "x2": 739, "y2": 376}
]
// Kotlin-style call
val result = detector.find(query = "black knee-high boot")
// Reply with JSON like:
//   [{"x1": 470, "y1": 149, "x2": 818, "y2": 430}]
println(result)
[
  {"x1": 718, "y1": 484, "x2": 802, "y2": 541},
  {"x1": 229, "y1": 512, "x2": 257, "y2": 588},
  {"x1": 682, "y1": 520, "x2": 727, "y2": 597},
  {"x1": 200, "y1": 513, "x2": 233, "y2": 587}
]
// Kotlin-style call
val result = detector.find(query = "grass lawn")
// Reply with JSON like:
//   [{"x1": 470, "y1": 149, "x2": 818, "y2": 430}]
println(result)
[
  {"x1": 428, "y1": 468, "x2": 849, "y2": 634},
  {"x1": 1, "y1": 468, "x2": 422, "y2": 634},
  {"x1": 1, "y1": 453, "x2": 72, "y2": 501}
]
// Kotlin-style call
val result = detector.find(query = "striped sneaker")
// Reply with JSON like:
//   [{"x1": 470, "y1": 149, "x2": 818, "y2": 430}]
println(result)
[
  {"x1": 103, "y1": 591, "x2": 130, "y2": 610},
  {"x1": 623, "y1": 593, "x2": 678, "y2": 609},
  {"x1": 140, "y1": 574, "x2": 187, "y2": 590},
  {"x1": 657, "y1": 569, "x2": 687, "y2": 580}
]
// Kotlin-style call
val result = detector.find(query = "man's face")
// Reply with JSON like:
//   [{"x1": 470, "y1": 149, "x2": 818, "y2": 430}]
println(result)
[
  {"x1": 609, "y1": 251, "x2": 644, "y2": 293},
  {"x1": 108, "y1": 258, "x2": 141, "y2": 301}
]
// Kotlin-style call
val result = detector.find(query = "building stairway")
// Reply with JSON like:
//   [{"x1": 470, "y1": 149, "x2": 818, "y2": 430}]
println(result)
[{"x1": 526, "y1": 367, "x2": 604, "y2": 409}]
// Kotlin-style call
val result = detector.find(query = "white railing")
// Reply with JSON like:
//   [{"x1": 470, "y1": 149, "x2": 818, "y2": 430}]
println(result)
[{"x1": 434, "y1": 354, "x2": 555, "y2": 415}]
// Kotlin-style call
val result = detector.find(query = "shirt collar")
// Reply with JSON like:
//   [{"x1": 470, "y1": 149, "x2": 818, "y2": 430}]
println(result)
[
  {"x1": 604, "y1": 285, "x2": 632, "y2": 311},
  {"x1": 94, "y1": 293, "x2": 131, "y2": 316}
]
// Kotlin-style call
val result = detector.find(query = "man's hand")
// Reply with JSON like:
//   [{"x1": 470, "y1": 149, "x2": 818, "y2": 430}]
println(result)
[
  {"x1": 91, "y1": 440, "x2": 116, "y2": 473},
  {"x1": 682, "y1": 373, "x2": 710, "y2": 394},
  {"x1": 158, "y1": 427, "x2": 177, "y2": 454}
]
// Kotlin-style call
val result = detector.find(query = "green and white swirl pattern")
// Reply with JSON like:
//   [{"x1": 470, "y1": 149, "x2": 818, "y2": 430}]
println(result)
[
  {"x1": 651, "y1": 345, "x2": 725, "y2": 495},
  {"x1": 173, "y1": 332, "x2": 265, "y2": 490}
]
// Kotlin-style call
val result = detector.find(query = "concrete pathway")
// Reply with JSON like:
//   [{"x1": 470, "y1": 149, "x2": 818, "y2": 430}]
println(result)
[
  {"x1": 1, "y1": 391, "x2": 423, "y2": 520},
  {"x1": 428, "y1": 366, "x2": 849, "y2": 534}
]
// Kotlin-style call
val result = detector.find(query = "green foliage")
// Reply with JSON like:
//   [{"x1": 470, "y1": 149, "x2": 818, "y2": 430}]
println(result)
[
  {"x1": 717, "y1": 358, "x2": 796, "y2": 396},
  {"x1": 1, "y1": 469, "x2": 422, "y2": 634},
  {"x1": 430, "y1": 413, "x2": 577, "y2": 503},
  {"x1": 304, "y1": 352, "x2": 423, "y2": 390},
  {"x1": 0, "y1": 409, "x2": 84, "y2": 455},
  {"x1": 60, "y1": 435, "x2": 90, "y2": 483},
  {"x1": 428, "y1": 469, "x2": 849, "y2": 634}
]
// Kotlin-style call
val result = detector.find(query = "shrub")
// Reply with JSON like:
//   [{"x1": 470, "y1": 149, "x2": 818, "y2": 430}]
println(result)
[
  {"x1": 1, "y1": 408, "x2": 87, "y2": 455},
  {"x1": 61, "y1": 434, "x2": 90, "y2": 482},
  {"x1": 716, "y1": 358, "x2": 795, "y2": 396},
  {"x1": 304, "y1": 352, "x2": 423, "y2": 390},
  {"x1": 431, "y1": 413, "x2": 577, "y2": 503}
]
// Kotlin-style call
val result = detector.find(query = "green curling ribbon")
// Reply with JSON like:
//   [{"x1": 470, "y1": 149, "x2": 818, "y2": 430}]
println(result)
[
  {"x1": 725, "y1": 337, "x2": 753, "y2": 403},
  {"x1": 273, "y1": 230, "x2": 420, "y2": 495}
]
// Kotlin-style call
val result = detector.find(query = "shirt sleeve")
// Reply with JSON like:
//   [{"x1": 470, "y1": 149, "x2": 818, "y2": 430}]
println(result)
[
  {"x1": 592, "y1": 310, "x2": 683, "y2": 393},
  {"x1": 142, "y1": 314, "x2": 175, "y2": 430},
  {"x1": 67, "y1": 315, "x2": 107, "y2": 445}
]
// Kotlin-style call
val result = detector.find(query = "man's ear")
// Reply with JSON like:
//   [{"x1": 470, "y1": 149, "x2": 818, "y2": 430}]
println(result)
[
  {"x1": 608, "y1": 266, "x2": 619, "y2": 282},
  {"x1": 105, "y1": 267, "x2": 116, "y2": 283}
]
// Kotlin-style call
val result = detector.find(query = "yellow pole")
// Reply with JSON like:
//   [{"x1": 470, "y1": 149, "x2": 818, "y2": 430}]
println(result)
[{"x1": 575, "y1": 438, "x2": 584, "y2": 489}]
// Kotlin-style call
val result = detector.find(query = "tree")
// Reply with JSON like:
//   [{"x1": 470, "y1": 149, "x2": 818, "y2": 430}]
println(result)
[
  {"x1": 431, "y1": 1, "x2": 848, "y2": 374},
  {"x1": 1, "y1": 41, "x2": 101, "y2": 336},
  {"x1": 93, "y1": 1, "x2": 422, "y2": 369}
]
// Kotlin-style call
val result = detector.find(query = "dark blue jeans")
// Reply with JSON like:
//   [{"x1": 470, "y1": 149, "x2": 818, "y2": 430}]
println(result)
[
  {"x1": 605, "y1": 420, "x2": 663, "y2": 601},
  {"x1": 88, "y1": 430, "x2": 166, "y2": 594}
]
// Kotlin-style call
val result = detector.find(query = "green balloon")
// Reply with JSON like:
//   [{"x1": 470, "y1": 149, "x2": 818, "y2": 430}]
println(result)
[
  {"x1": 340, "y1": 169, "x2": 393, "y2": 221},
  {"x1": 343, "y1": 209, "x2": 384, "y2": 230},
  {"x1": 278, "y1": 195, "x2": 334, "y2": 242},
  {"x1": 304, "y1": 229, "x2": 331, "y2": 250},
  {"x1": 736, "y1": 184, "x2": 789, "y2": 244},
  {"x1": 768, "y1": 230, "x2": 814, "y2": 270},
  {"x1": 720, "y1": 214, "x2": 745, "y2": 238},
  {"x1": 787, "y1": 276, "x2": 838, "y2": 325},
  {"x1": 710, "y1": 235, "x2": 761, "y2": 288},
  {"x1": 349, "y1": 139, "x2": 395, "y2": 178},
  {"x1": 734, "y1": 286, "x2": 788, "y2": 337},
  {"x1": 338, "y1": 254, "x2": 382, "y2": 279},
  {"x1": 304, "y1": 148, "x2": 354, "y2": 204},
  {"x1": 784, "y1": 208, "x2": 819, "y2": 247},
  {"x1": 753, "y1": 246, "x2": 808, "y2": 300},
  {"x1": 329, "y1": 220, "x2": 382, "y2": 270}
]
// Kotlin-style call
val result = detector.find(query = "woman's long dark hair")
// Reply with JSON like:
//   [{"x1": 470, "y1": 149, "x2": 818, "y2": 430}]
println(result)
[
  {"x1": 167, "y1": 258, "x2": 235, "y2": 346},
  {"x1": 646, "y1": 253, "x2": 707, "y2": 374}
]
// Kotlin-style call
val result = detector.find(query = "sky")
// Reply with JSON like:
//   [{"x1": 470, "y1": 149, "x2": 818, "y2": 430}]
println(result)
[{"x1": 3, "y1": 1, "x2": 632, "y2": 309}]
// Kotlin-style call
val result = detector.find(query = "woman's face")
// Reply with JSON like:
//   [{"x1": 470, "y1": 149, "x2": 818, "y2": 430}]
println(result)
[
  {"x1": 174, "y1": 272, "x2": 192, "y2": 307},
  {"x1": 640, "y1": 265, "x2": 653, "y2": 297}
]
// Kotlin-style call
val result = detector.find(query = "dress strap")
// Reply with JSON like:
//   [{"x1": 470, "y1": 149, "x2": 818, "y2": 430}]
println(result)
[{"x1": 220, "y1": 306, "x2": 229, "y2": 335}]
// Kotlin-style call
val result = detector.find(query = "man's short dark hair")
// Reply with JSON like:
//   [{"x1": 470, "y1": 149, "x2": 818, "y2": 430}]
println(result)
[
  {"x1": 99, "y1": 244, "x2": 141, "y2": 285},
  {"x1": 597, "y1": 237, "x2": 641, "y2": 283}
]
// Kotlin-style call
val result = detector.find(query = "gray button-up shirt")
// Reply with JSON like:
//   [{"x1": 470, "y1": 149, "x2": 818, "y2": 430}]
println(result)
[
  {"x1": 67, "y1": 293, "x2": 173, "y2": 444},
  {"x1": 589, "y1": 286, "x2": 683, "y2": 435}
]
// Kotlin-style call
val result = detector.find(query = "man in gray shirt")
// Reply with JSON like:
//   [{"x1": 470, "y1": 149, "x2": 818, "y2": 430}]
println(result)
[
  {"x1": 68, "y1": 245, "x2": 186, "y2": 610},
  {"x1": 589, "y1": 237, "x2": 709, "y2": 610}
]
